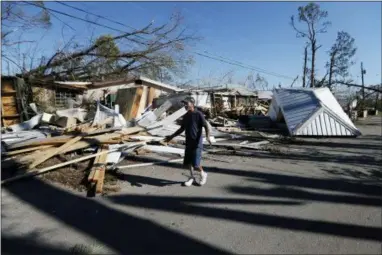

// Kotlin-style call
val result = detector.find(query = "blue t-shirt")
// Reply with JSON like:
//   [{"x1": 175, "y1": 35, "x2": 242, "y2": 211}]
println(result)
[{"x1": 181, "y1": 110, "x2": 207, "y2": 149}]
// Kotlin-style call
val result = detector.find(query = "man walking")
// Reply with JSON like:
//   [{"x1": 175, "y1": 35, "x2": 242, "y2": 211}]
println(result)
[{"x1": 164, "y1": 97, "x2": 211, "y2": 186}]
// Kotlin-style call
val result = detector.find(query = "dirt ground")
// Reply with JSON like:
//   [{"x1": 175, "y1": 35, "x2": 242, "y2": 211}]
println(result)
[{"x1": 1, "y1": 116, "x2": 381, "y2": 254}]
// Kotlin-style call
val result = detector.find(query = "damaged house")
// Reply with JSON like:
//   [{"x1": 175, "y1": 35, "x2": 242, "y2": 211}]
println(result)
[
  {"x1": 27, "y1": 76, "x2": 183, "y2": 119},
  {"x1": 153, "y1": 84, "x2": 270, "y2": 119}
]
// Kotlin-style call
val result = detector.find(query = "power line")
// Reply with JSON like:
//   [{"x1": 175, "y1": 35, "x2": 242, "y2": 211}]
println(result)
[
  {"x1": 23, "y1": 1, "x2": 128, "y2": 34},
  {"x1": 55, "y1": 1, "x2": 138, "y2": 32},
  {"x1": 51, "y1": 2, "x2": 293, "y2": 80},
  {"x1": 194, "y1": 52, "x2": 294, "y2": 80},
  {"x1": 199, "y1": 50, "x2": 295, "y2": 80},
  {"x1": 28, "y1": 1, "x2": 295, "y2": 80}
]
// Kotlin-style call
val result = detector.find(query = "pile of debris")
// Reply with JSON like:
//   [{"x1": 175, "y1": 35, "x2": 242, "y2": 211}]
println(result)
[
  {"x1": 1, "y1": 86, "x2": 361, "y2": 195},
  {"x1": 1, "y1": 98, "x2": 274, "y2": 195}
]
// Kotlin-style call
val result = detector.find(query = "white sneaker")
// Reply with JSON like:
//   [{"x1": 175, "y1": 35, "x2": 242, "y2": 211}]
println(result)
[
  {"x1": 184, "y1": 178, "x2": 194, "y2": 187},
  {"x1": 199, "y1": 172, "x2": 208, "y2": 186}
]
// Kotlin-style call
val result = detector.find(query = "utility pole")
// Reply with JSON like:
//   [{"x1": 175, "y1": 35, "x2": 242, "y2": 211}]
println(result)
[{"x1": 361, "y1": 62, "x2": 366, "y2": 111}]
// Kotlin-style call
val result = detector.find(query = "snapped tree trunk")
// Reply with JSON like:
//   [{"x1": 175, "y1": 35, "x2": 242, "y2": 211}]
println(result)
[
  {"x1": 302, "y1": 45, "x2": 308, "y2": 88},
  {"x1": 310, "y1": 41, "x2": 316, "y2": 88},
  {"x1": 328, "y1": 53, "x2": 335, "y2": 90}
]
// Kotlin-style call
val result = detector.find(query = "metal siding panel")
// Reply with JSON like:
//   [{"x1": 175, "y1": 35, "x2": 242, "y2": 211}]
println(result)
[
  {"x1": 314, "y1": 88, "x2": 357, "y2": 130},
  {"x1": 312, "y1": 118, "x2": 318, "y2": 135},
  {"x1": 315, "y1": 117, "x2": 322, "y2": 136},
  {"x1": 335, "y1": 122, "x2": 341, "y2": 135},
  {"x1": 324, "y1": 113, "x2": 333, "y2": 135},
  {"x1": 340, "y1": 125, "x2": 346, "y2": 136},
  {"x1": 329, "y1": 117, "x2": 338, "y2": 136},
  {"x1": 320, "y1": 113, "x2": 327, "y2": 136},
  {"x1": 307, "y1": 123, "x2": 313, "y2": 135}
]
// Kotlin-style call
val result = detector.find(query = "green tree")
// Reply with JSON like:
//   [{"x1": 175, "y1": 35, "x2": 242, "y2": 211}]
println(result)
[{"x1": 327, "y1": 31, "x2": 357, "y2": 90}]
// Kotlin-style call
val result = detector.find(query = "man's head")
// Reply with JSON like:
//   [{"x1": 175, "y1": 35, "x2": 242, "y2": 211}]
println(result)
[{"x1": 181, "y1": 97, "x2": 195, "y2": 111}]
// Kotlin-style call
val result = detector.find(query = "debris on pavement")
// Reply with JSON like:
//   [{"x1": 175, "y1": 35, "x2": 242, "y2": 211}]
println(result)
[{"x1": 4, "y1": 78, "x2": 361, "y2": 196}]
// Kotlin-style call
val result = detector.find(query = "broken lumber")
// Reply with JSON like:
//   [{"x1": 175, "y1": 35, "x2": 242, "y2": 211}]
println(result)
[
  {"x1": 28, "y1": 135, "x2": 83, "y2": 169},
  {"x1": 88, "y1": 147, "x2": 103, "y2": 183},
  {"x1": 6, "y1": 135, "x2": 76, "y2": 150},
  {"x1": 95, "y1": 147, "x2": 108, "y2": 194},
  {"x1": 1, "y1": 145, "x2": 54, "y2": 156},
  {"x1": 16, "y1": 133, "x2": 126, "y2": 164},
  {"x1": 1, "y1": 142, "x2": 146, "y2": 185}
]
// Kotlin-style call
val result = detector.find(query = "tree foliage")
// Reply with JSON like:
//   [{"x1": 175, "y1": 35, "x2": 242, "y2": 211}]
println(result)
[
  {"x1": 291, "y1": 2, "x2": 331, "y2": 88},
  {"x1": 327, "y1": 31, "x2": 357, "y2": 89}
]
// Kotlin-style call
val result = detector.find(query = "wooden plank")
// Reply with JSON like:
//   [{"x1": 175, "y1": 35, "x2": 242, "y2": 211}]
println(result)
[
  {"x1": 130, "y1": 87, "x2": 143, "y2": 120},
  {"x1": 7, "y1": 132, "x2": 123, "y2": 150},
  {"x1": 7, "y1": 135, "x2": 76, "y2": 150},
  {"x1": 95, "y1": 147, "x2": 108, "y2": 194},
  {"x1": 1, "y1": 104, "x2": 7, "y2": 128},
  {"x1": 137, "y1": 86, "x2": 148, "y2": 118},
  {"x1": 147, "y1": 87, "x2": 157, "y2": 107},
  {"x1": 16, "y1": 133, "x2": 124, "y2": 164},
  {"x1": 28, "y1": 136, "x2": 84, "y2": 169},
  {"x1": 1, "y1": 96, "x2": 17, "y2": 104},
  {"x1": 1, "y1": 81, "x2": 16, "y2": 92},
  {"x1": 2, "y1": 145, "x2": 55, "y2": 156},
  {"x1": 54, "y1": 133, "x2": 123, "y2": 154},
  {"x1": 115, "y1": 87, "x2": 143, "y2": 121},
  {"x1": 88, "y1": 147, "x2": 102, "y2": 182}
]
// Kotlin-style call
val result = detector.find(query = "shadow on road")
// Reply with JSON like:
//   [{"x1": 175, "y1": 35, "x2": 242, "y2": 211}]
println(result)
[
  {"x1": 2, "y1": 150, "x2": 382, "y2": 254},
  {"x1": 2, "y1": 177, "x2": 230, "y2": 254}
]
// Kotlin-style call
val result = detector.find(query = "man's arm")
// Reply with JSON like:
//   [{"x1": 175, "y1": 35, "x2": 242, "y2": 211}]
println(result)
[
  {"x1": 164, "y1": 117, "x2": 185, "y2": 142},
  {"x1": 165, "y1": 126, "x2": 185, "y2": 142},
  {"x1": 200, "y1": 112, "x2": 212, "y2": 144}
]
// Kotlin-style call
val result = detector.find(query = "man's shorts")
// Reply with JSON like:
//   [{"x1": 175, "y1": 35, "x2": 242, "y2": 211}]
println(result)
[{"x1": 183, "y1": 147, "x2": 202, "y2": 168}]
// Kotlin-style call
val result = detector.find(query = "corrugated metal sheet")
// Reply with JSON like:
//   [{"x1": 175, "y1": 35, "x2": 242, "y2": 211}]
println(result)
[
  {"x1": 272, "y1": 88, "x2": 361, "y2": 137},
  {"x1": 274, "y1": 89, "x2": 321, "y2": 134}
]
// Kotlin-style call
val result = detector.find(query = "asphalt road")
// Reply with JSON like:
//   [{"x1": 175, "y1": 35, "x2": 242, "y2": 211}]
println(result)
[{"x1": 2, "y1": 122, "x2": 381, "y2": 254}]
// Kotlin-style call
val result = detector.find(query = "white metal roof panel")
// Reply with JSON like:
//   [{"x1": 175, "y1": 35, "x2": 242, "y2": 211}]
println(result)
[
  {"x1": 273, "y1": 88, "x2": 361, "y2": 137},
  {"x1": 313, "y1": 87, "x2": 357, "y2": 129},
  {"x1": 274, "y1": 89, "x2": 321, "y2": 134}
]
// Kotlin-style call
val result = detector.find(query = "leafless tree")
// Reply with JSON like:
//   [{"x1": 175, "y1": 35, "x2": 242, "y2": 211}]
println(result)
[
  {"x1": 291, "y1": 3, "x2": 331, "y2": 88},
  {"x1": 21, "y1": 11, "x2": 199, "y2": 82}
]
